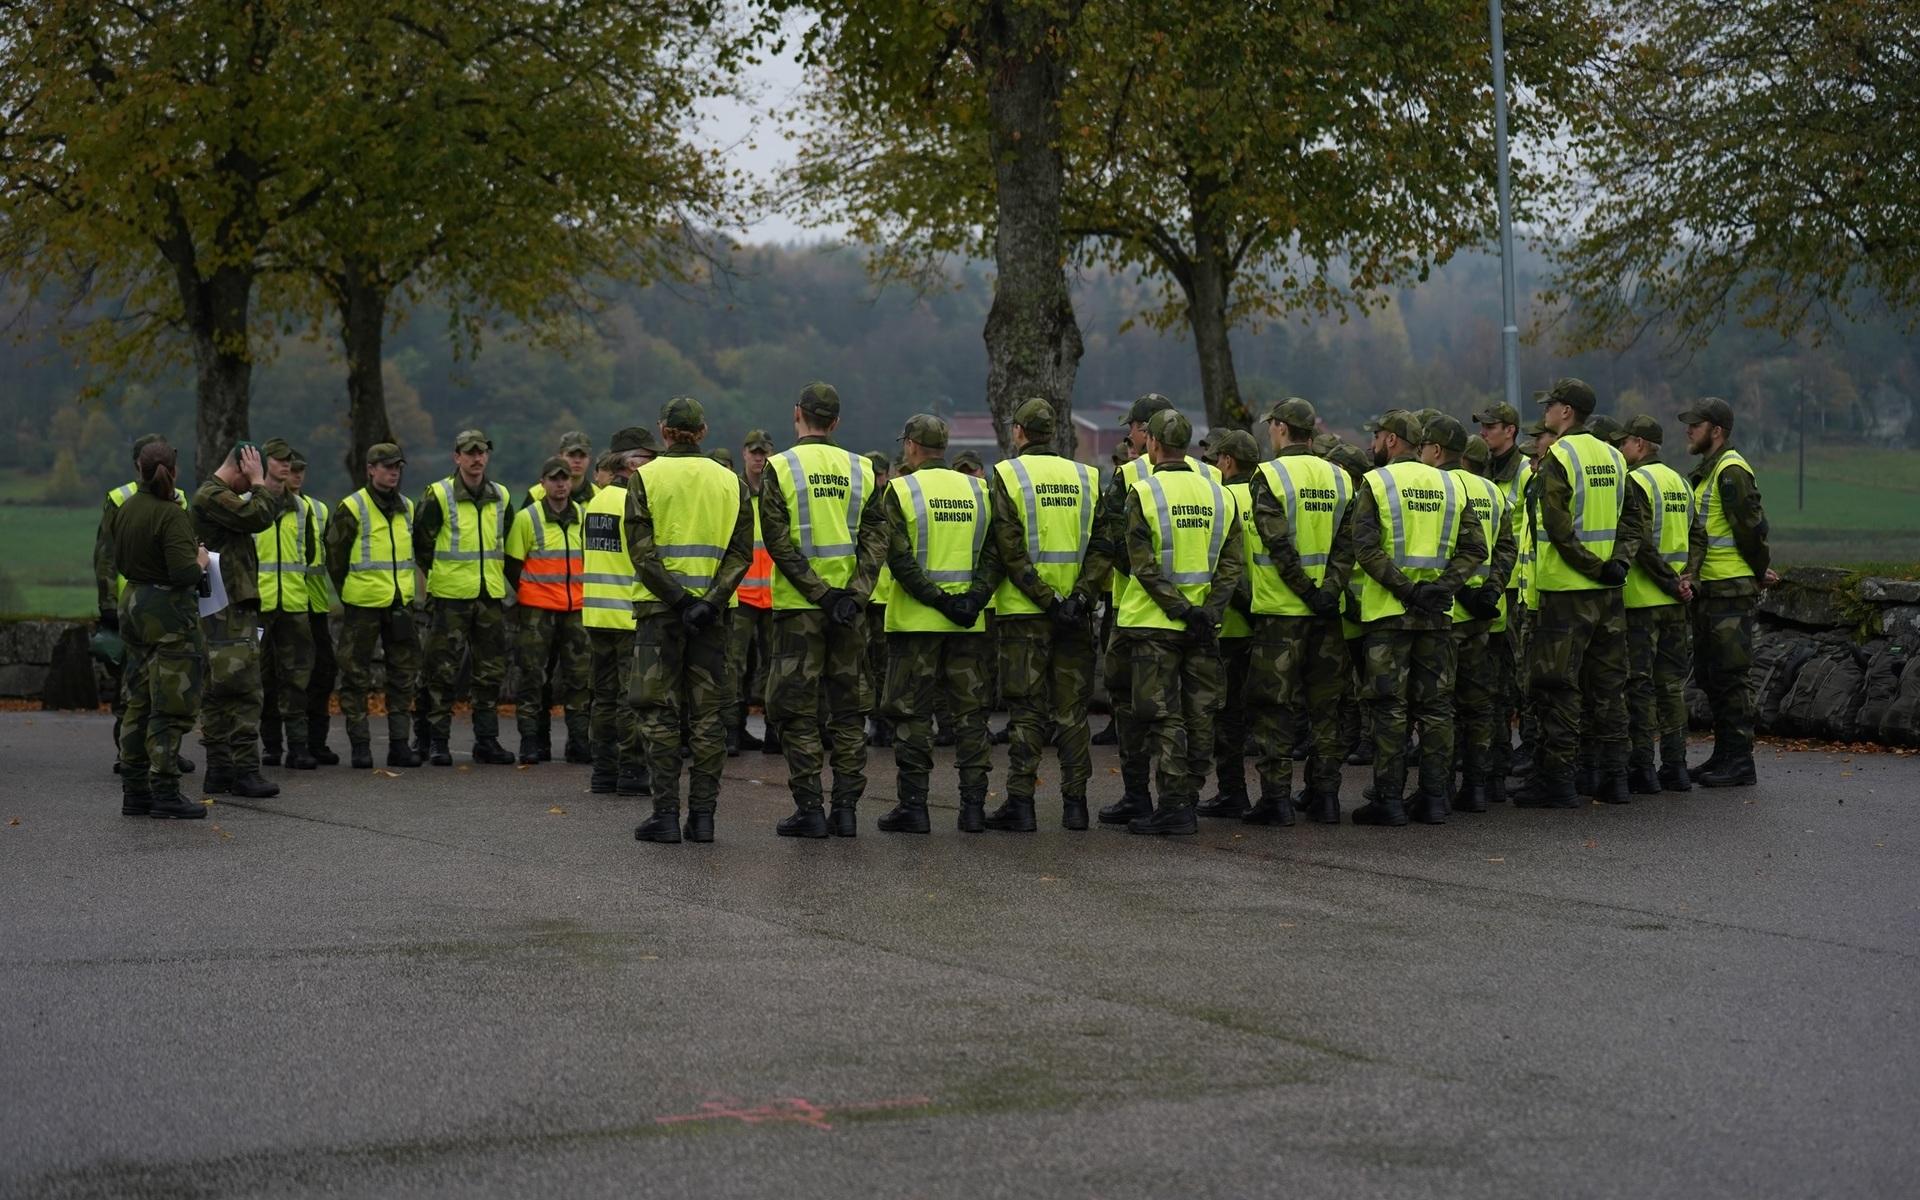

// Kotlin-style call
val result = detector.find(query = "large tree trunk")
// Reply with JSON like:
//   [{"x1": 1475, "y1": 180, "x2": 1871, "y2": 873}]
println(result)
[
  {"x1": 184, "y1": 263, "x2": 256, "y2": 482},
  {"x1": 1184, "y1": 179, "x2": 1244, "y2": 435},
  {"x1": 978, "y1": 2, "x2": 1084, "y2": 458},
  {"x1": 338, "y1": 259, "x2": 392, "y2": 492}
]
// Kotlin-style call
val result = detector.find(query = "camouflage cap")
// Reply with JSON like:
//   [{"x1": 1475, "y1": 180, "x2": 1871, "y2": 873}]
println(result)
[
  {"x1": 1416, "y1": 407, "x2": 1447, "y2": 431},
  {"x1": 366, "y1": 442, "x2": 406, "y2": 466},
  {"x1": 260, "y1": 437, "x2": 295, "y2": 462},
  {"x1": 1472, "y1": 400, "x2": 1521, "y2": 427},
  {"x1": 1677, "y1": 396, "x2": 1734, "y2": 430},
  {"x1": 1525, "y1": 415, "x2": 1552, "y2": 437},
  {"x1": 1011, "y1": 396, "x2": 1055, "y2": 436},
  {"x1": 951, "y1": 449, "x2": 984, "y2": 473},
  {"x1": 1310, "y1": 432, "x2": 1340, "y2": 456},
  {"x1": 1423, "y1": 413, "x2": 1467, "y2": 454},
  {"x1": 557, "y1": 430, "x2": 591, "y2": 455},
  {"x1": 1362, "y1": 408, "x2": 1408, "y2": 433},
  {"x1": 1328, "y1": 443, "x2": 1373, "y2": 479},
  {"x1": 709, "y1": 447, "x2": 734, "y2": 469},
  {"x1": 288, "y1": 447, "x2": 308, "y2": 469},
  {"x1": 130, "y1": 432, "x2": 167, "y2": 459},
  {"x1": 1123, "y1": 392, "x2": 1175, "y2": 426},
  {"x1": 1535, "y1": 377, "x2": 1597, "y2": 417},
  {"x1": 1462, "y1": 434, "x2": 1491, "y2": 471},
  {"x1": 594, "y1": 450, "x2": 624, "y2": 475},
  {"x1": 609, "y1": 425, "x2": 657, "y2": 454},
  {"x1": 900, "y1": 413, "x2": 949, "y2": 449},
  {"x1": 798, "y1": 381, "x2": 840, "y2": 420},
  {"x1": 1585, "y1": 413, "x2": 1623, "y2": 444},
  {"x1": 1146, "y1": 408, "x2": 1193, "y2": 450},
  {"x1": 454, "y1": 428, "x2": 492, "y2": 452},
  {"x1": 661, "y1": 396, "x2": 705, "y2": 431},
  {"x1": 742, "y1": 428, "x2": 776, "y2": 452},
  {"x1": 539, "y1": 455, "x2": 570, "y2": 479},
  {"x1": 1112, "y1": 440, "x2": 1132, "y2": 465},
  {"x1": 1517, "y1": 437, "x2": 1540, "y2": 458},
  {"x1": 1211, "y1": 429, "x2": 1260, "y2": 468},
  {"x1": 1375, "y1": 410, "x2": 1423, "y2": 445},
  {"x1": 865, "y1": 450, "x2": 892, "y2": 476},
  {"x1": 1621, "y1": 413, "x2": 1665, "y2": 445},
  {"x1": 1265, "y1": 396, "x2": 1317, "y2": 431}
]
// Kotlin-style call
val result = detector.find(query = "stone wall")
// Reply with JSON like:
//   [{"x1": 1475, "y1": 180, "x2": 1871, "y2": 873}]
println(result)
[{"x1": 0, "y1": 618, "x2": 103, "y2": 708}]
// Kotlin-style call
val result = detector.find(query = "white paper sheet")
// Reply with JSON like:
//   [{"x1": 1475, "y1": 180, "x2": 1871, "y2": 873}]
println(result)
[{"x1": 197, "y1": 550, "x2": 229, "y2": 618}]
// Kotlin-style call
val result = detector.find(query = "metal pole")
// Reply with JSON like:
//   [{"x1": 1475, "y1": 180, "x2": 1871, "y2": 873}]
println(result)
[
  {"x1": 1490, "y1": 0, "x2": 1521, "y2": 412},
  {"x1": 1797, "y1": 383, "x2": 1806, "y2": 511}
]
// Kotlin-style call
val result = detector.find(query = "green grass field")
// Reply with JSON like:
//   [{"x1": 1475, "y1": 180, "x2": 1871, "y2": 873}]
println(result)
[{"x1": 0, "y1": 502, "x2": 102, "y2": 617}]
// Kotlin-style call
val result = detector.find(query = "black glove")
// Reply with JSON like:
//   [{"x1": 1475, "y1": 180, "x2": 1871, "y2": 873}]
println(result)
[
  {"x1": 1305, "y1": 587, "x2": 1339, "y2": 618},
  {"x1": 827, "y1": 589, "x2": 864, "y2": 629},
  {"x1": 1050, "y1": 594, "x2": 1086, "y2": 628},
  {"x1": 1464, "y1": 586, "x2": 1502, "y2": 620},
  {"x1": 938, "y1": 593, "x2": 980, "y2": 627},
  {"x1": 680, "y1": 599, "x2": 719, "y2": 634},
  {"x1": 1597, "y1": 559, "x2": 1629, "y2": 587},
  {"x1": 1184, "y1": 609, "x2": 1219, "y2": 648},
  {"x1": 97, "y1": 606, "x2": 119, "y2": 633},
  {"x1": 1407, "y1": 582, "x2": 1451, "y2": 613}
]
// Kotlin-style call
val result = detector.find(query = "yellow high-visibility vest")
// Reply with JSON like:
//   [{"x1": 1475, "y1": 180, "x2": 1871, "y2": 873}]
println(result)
[
  {"x1": 1695, "y1": 448, "x2": 1759, "y2": 582},
  {"x1": 1450, "y1": 468, "x2": 1510, "y2": 630},
  {"x1": 767, "y1": 442, "x2": 874, "y2": 610},
  {"x1": 884, "y1": 467, "x2": 989, "y2": 633},
  {"x1": 1248, "y1": 455, "x2": 1349, "y2": 618},
  {"x1": 256, "y1": 498, "x2": 317, "y2": 613},
  {"x1": 630, "y1": 454, "x2": 741, "y2": 603},
  {"x1": 425, "y1": 477, "x2": 510, "y2": 600},
  {"x1": 580, "y1": 482, "x2": 636, "y2": 631},
  {"x1": 1356, "y1": 461, "x2": 1462, "y2": 623},
  {"x1": 991, "y1": 453, "x2": 1095, "y2": 616},
  {"x1": 1116, "y1": 467, "x2": 1230, "y2": 632},
  {"x1": 1533, "y1": 433, "x2": 1626, "y2": 593},
  {"x1": 338, "y1": 489, "x2": 416, "y2": 608},
  {"x1": 507, "y1": 501, "x2": 585, "y2": 612},
  {"x1": 1626, "y1": 461, "x2": 1693, "y2": 608}
]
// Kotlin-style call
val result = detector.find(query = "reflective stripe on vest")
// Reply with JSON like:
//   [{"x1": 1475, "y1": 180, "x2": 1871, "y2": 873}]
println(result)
[
  {"x1": 991, "y1": 454, "x2": 1094, "y2": 616},
  {"x1": 1116, "y1": 467, "x2": 1228, "y2": 632},
  {"x1": 340, "y1": 489, "x2": 416, "y2": 608},
  {"x1": 1622, "y1": 461, "x2": 1693, "y2": 609},
  {"x1": 769, "y1": 444, "x2": 871, "y2": 610},
  {"x1": 1450, "y1": 469, "x2": 1509, "y2": 627},
  {"x1": 580, "y1": 483, "x2": 636, "y2": 630},
  {"x1": 737, "y1": 492, "x2": 773, "y2": 609},
  {"x1": 1249, "y1": 456, "x2": 1349, "y2": 619},
  {"x1": 427, "y1": 477, "x2": 509, "y2": 599},
  {"x1": 884, "y1": 468, "x2": 989, "y2": 633},
  {"x1": 1510, "y1": 459, "x2": 1535, "y2": 597},
  {"x1": 255, "y1": 500, "x2": 313, "y2": 613},
  {"x1": 513, "y1": 502, "x2": 585, "y2": 611},
  {"x1": 303, "y1": 496, "x2": 331, "y2": 608},
  {"x1": 1534, "y1": 433, "x2": 1626, "y2": 593},
  {"x1": 1695, "y1": 448, "x2": 1758, "y2": 582},
  {"x1": 1357, "y1": 461, "x2": 1461, "y2": 623},
  {"x1": 1220, "y1": 481, "x2": 1253, "y2": 638},
  {"x1": 631, "y1": 455, "x2": 740, "y2": 602}
]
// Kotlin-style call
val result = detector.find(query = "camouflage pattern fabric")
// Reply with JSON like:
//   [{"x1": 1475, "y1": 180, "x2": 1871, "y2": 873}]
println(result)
[
  {"x1": 1528, "y1": 589, "x2": 1629, "y2": 777},
  {"x1": 258, "y1": 608, "x2": 315, "y2": 755},
  {"x1": 118, "y1": 584, "x2": 204, "y2": 800},
  {"x1": 1691, "y1": 593, "x2": 1757, "y2": 758},
  {"x1": 336, "y1": 604, "x2": 423, "y2": 747},
  {"x1": 1362, "y1": 625, "x2": 1458, "y2": 800},
  {"x1": 306, "y1": 611, "x2": 338, "y2": 751},
  {"x1": 422, "y1": 597, "x2": 508, "y2": 740},
  {"x1": 1121, "y1": 632, "x2": 1221, "y2": 805},
  {"x1": 767, "y1": 609, "x2": 872, "y2": 811},
  {"x1": 725, "y1": 605, "x2": 771, "y2": 715},
  {"x1": 881, "y1": 631, "x2": 991, "y2": 805},
  {"x1": 1450, "y1": 624, "x2": 1498, "y2": 783},
  {"x1": 200, "y1": 602, "x2": 264, "y2": 774},
  {"x1": 513, "y1": 606, "x2": 590, "y2": 748},
  {"x1": 587, "y1": 628, "x2": 642, "y2": 782},
  {"x1": 1508, "y1": 604, "x2": 1539, "y2": 762},
  {"x1": 997, "y1": 613, "x2": 1096, "y2": 803},
  {"x1": 1338, "y1": 635, "x2": 1371, "y2": 759},
  {"x1": 629, "y1": 612, "x2": 730, "y2": 814},
  {"x1": 1215, "y1": 636, "x2": 1252, "y2": 802},
  {"x1": 1627, "y1": 604, "x2": 1692, "y2": 771},
  {"x1": 1247, "y1": 614, "x2": 1348, "y2": 796},
  {"x1": 1101, "y1": 626, "x2": 1153, "y2": 794}
]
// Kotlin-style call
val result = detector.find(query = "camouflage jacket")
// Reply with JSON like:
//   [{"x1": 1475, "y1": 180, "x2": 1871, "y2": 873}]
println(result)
[
  {"x1": 1351, "y1": 451, "x2": 1487, "y2": 629},
  {"x1": 1121, "y1": 460, "x2": 1245, "y2": 632},
  {"x1": 1686, "y1": 443, "x2": 1770, "y2": 595},
  {"x1": 192, "y1": 477, "x2": 278, "y2": 606}
]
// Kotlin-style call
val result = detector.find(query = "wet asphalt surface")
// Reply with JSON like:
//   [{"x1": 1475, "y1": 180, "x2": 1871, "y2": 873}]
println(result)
[{"x1": 2, "y1": 712, "x2": 1915, "y2": 1199}]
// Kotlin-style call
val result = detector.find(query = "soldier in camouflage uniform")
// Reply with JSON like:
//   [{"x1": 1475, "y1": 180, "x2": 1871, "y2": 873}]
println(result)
[
  {"x1": 862, "y1": 450, "x2": 895, "y2": 750},
  {"x1": 724, "y1": 429, "x2": 777, "y2": 753},
  {"x1": 626, "y1": 398, "x2": 754, "y2": 844},
  {"x1": 1350, "y1": 411, "x2": 1487, "y2": 825},
  {"x1": 581, "y1": 427, "x2": 657, "y2": 796},
  {"x1": 516, "y1": 431, "x2": 596, "y2": 758},
  {"x1": 255, "y1": 439, "x2": 319, "y2": 771},
  {"x1": 1680, "y1": 397, "x2": 1774, "y2": 787},
  {"x1": 192, "y1": 442, "x2": 283, "y2": 798},
  {"x1": 1325, "y1": 439, "x2": 1376, "y2": 768},
  {"x1": 114, "y1": 439, "x2": 209, "y2": 820},
  {"x1": 1196, "y1": 428, "x2": 1263, "y2": 820},
  {"x1": 326, "y1": 443, "x2": 424, "y2": 769},
  {"x1": 506, "y1": 457, "x2": 591, "y2": 764},
  {"x1": 1474, "y1": 400, "x2": 1528, "y2": 775},
  {"x1": 286, "y1": 451, "x2": 340, "y2": 765}
]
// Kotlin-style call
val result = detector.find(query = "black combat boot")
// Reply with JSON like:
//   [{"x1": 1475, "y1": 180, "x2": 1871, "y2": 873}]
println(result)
[
  {"x1": 1351, "y1": 778, "x2": 1410, "y2": 826},
  {"x1": 1195, "y1": 791, "x2": 1250, "y2": 819},
  {"x1": 284, "y1": 744, "x2": 318, "y2": 770},
  {"x1": 957, "y1": 792, "x2": 986, "y2": 833},
  {"x1": 1061, "y1": 794, "x2": 1089, "y2": 831},
  {"x1": 827, "y1": 804, "x2": 858, "y2": 838},
  {"x1": 1697, "y1": 755, "x2": 1757, "y2": 787},
  {"x1": 778, "y1": 806, "x2": 830, "y2": 837},
  {"x1": 1627, "y1": 766, "x2": 1661, "y2": 795},
  {"x1": 1411, "y1": 786, "x2": 1450, "y2": 825},
  {"x1": 472, "y1": 736, "x2": 515, "y2": 765},
  {"x1": 148, "y1": 792, "x2": 206, "y2": 820},
  {"x1": 875, "y1": 801, "x2": 929, "y2": 835},
  {"x1": 683, "y1": 810, "x2": 715, "y2": 843},
  {"x1": 1345, "y1": 740, "x2": 1375, "y2": 766},
  {"x1": 121, "y1": 788, "x2": 153, "y2": 817},
  {"x1": 261, "y1": 747, "x2": 282, "y2": 767},
  {"x1": 1308, "y1": 787, "x2": 1342, "y2": 825},
  {"x1": 634, "y1": 809, "x2": 682, "y2": 844},
  {"x1": 1098, "y1": 766, "x2": 1152, "y2": 825},
  {"x1": 735, "y1": 719, "x2": 764, "y2": 752},
  {"x1": 763, "y1": 722, "x2": 784, "y2": 753},
  {"x1": 1595, "y1": 772, "x2": 1631, "y2": 804},
  {"x1": 1241, "y1": 793, "x2": 1295, "y2": 826},
  {"x1": 1127, "y1": 802, "x2": 1197, "y2": 836},
  {"x1": 1453, "y1": 777, "x2": 1489, "y2": 813},
  {"x1": 1484, "y1": 770, "x2": 1508, "y2": 806},
  {"x1": 350, "y1": 740, "x2": 374, "y2": 770},
  {"x1": 1687, "y1": 748, "x2": 1725, "y2": 782},
  {"x1": 726, "y1": 726, "x2": 741, "y2": 757},
  {"x1": 310, "y1": 728, "x2": 340, "y2": 766},
  {"x1": 1509, "y1": 745, "x2": 1532, "y2": 776},
  {"x1": 202, "y1": 764, "x2": 233, "y2": 795},
  {"x1": 1574, "y1": 764, "x2": 1599, "y2": 797},
  {"x1": 1090, "y1": 718, "x2": 1118, "y2": 745},
  {"x1": 428, "y1": 739, "x2": 452, "y2": 767},
  {"x1": 386, "y1": 743, "x2": 420, "y2": 768},
  {"x1": 228, "y1": 772, "x2": 280, "y2": 798},
  {"x1": 983, "y1": 797, "x2": 1036, "y2": 832},
  {"x1": 1657, "y1": 762, "x2": 1692, "y2": 793},
  {"x1": 518, "y1": 738, "x2": 541, "y2": 765},
  {"x1": 1513, "y1": 772, "x2": 1580, "y2": 809},
  {"x1": 564, "y1": 739, "x2": 593, "y2": 765},
  {"x1": 617, "y1": 767, "x2": 651, "y2": 797}
]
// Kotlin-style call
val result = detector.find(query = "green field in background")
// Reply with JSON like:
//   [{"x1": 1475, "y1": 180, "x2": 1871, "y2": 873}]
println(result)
[{"x1": 0, "y1": 502, "x2": 101, "y2": 617}]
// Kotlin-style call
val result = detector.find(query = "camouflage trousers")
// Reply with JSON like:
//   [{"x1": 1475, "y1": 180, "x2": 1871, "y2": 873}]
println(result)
[
  {"x1": 882, "y1": 631, "x2": 991, "y2": 804},
  {"x1": 1100, "y1": 626, "x2": 1152, "y2": 789},
  {"x1": 1529, "y1": 588, "x2": 1629, "y2": 778},
  {"x1": 1691, "y1": 590, "x2": 1757, "y2": 758},
  {"x1": 767, "y1": 609, "x2": 872, "y2": 812},
  {"x1": 422, "y1": 597, "x2": 507, "y2": 740},
  {"x1": 1362, "y1": 621, "x2": 1457, "y2": 800},
  {"x1": 996, "y1": 613, "x2": 1095, "y2": 803},
  {"x1": 1493, "y1": 599, "x2": 1528, "y2": 758},
  {"x1": 1339, "y1": 631, "x2": 1370, "y2": 759},
  {"x1": 587, "y1": 628, "x2": 642, "y2": 781},
  {"x1": 1215, "y1": 635, "x2": 1251, "y2": 801},
  {"x1": 1451, "y1": 621, "x2": 1499, "y2": 782},
  {"x1": 1626, "y1": 604, "x2": 1691, "y2": 771},
  {"x1": 336, "y1": 603, "x2": 423, "y2": 747},
  {"x1": 200, "y1": 602, "x2": 263, "y2": 774},
  {"x1": 306, "y1": 611, "x2": 337, "y2": 750},
  {"x1": 726, "y1": 603, "x2": 772, "y2": 721},
  {"x1": 258, "y1": 606, "x2": 315, "y2": 755},
  {"x1": 630, "y1": 611, "x2": 728, "y2": 814},
  {"x1": 118, "y1": 584, "x2": 204, "y2": 800},
  {"x1": 1110, "y1": 631, "x2": 1220, "y2": 806},
  {"x1": 1247, "y1": 614, "x2": 1347, "y2": 798},
  {"x1": 513, "y1": 605, "x2": 590, "y2": 748}
]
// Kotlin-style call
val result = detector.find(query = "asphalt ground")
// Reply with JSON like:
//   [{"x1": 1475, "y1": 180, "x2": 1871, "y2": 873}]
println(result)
[{"x1": 2, "y1": 711, "x2": 1915, "y2": 1199}]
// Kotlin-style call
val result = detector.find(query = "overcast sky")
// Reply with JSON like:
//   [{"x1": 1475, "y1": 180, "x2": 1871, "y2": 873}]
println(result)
[{"x1": 699, "y1": 29, "x2": 828, "y2": 246}]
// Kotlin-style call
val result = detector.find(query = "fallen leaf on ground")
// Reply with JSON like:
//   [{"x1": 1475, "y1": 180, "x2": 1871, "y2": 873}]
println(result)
[
  {"x1": 1583, "y1": 838, "x2": 1599, "y2": 849},
  {"x1": 6, "y1": 817, "x2": 18, "y2": 826},
  {"x1": 516, "y1": 764, "x2": 532, "y2": 771},
  {"x1": 1486, "y1": 856, "x2": 1505, "y2": 863},
  {"x1": 1037, "y1": 875, "x2": 1058, "y2": 883},
  {"x1": 548, "y1": 806, "x2": 567, "y2": 815},
  {"x1": 200, "y1": 797, "x2": 215, "y2": 806},
  {"x1": 373, "y1": 769, "x2": 401, "y2": 778}
]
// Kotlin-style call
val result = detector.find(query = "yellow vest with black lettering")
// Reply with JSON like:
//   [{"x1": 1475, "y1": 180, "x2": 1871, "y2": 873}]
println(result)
[
  {"x1": 768, "y1": 442, "x2": 874, "y2": 611},
  {"x1": 580, "y1": 482, "x2": 635, "y2": 631},
  {"x1": 1249, "y1": 455, "x2": 1350, "y2": 618},
  {"x1": 107, "y1": 480, "x2": 188, "y2": 598},
  {"x1": 630, "y1": 454, "x2": 740, "y2": 603},
  {"x1": 338, "y1": 489, "x2": 416, "y2": 608},
  {"x1": 1450, "y1": 468, "x2": 1510, "y2": 630},
  {"x1": 885, "y1": 467, "x2": 989, "y2": 633},
  {"x1": 1117, "y1": 466, "x2": 1230, "y2": 633},
  {"x1": 256, "y1": 498, "x2": 317, "y2": 614},
  {"x1": 1357, "y1": 461, "x2": 1462, "y2": 623},
  {"x1": 1533, "y1": 432, "x2": 1626, "y2": 594},
  {"x1": 991, "y1": 452, "x2": 1095, "y2": 616},
  {"x1": 425, "y1": 477, "x2": 510, "y2": 600},
  {"x1": 1695, "y1": 448, "x2": 1758, "y2": 582},
  {"x1": 1626, "y1": 460, "x2": 1693, "y2": 608}
]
